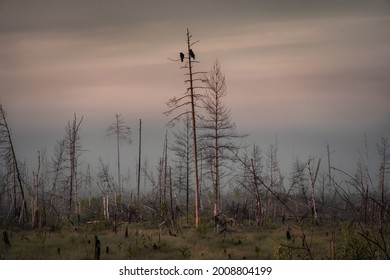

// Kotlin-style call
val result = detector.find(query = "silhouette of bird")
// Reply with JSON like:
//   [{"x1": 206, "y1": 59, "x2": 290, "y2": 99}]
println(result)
[
  {"x1": 189, "y1": 49, "x2": 195, "y2": 60},
  {"x1": 180, "y1": 52, "x2": 184, "y2": 62}
]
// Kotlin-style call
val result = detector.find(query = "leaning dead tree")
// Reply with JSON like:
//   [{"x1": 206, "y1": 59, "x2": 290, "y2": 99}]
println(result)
[
  {"x1": 165, "y1": 28, "x2": 206, "y2": 228},
  {"x1": 0, "y1": 103, "x2": 28, "y2": 223}
]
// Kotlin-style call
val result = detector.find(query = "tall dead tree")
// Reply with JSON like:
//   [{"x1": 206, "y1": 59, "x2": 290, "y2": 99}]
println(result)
[
  {"x1": 0, "y1": 103, "x2": 28, "y2": 223},
  {"x1": 363, "y1": 133, "x2": 370, "y2": 223},
  {"x1": 265, "y1": 139, "x2": 283, "y2": 222},
  {"x1": 32, "y1": 151, "x2": 41, "y2": 228},
  {"x1": 377, "y1": 137, "x2": 389, "y2": 229},
  {"x1": 200, "y1": 60, "x2": 246, "y2": 230},
  {"x1": 106, "y1": 114, "x2": 132, "y2": 197},
  {"x1": 65, "y1": 114, "x2": 83, "y2": 219},
  {"x1": 165, "y1": 28, "x2": 206, "y2": 228},
  {"x1": 137, "y1": 119, "x2": 142, "y2": 202},
  {"x1": 307, "y1": 158, "x2": 321, "y2": 225}
]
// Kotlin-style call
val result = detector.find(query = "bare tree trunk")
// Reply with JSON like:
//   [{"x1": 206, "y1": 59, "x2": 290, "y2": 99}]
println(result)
[
  {"x1": 67, "y1": 114, "x2": 83, "y2": 219},
  {"x1": 213, "y1": 112, "x2": 220, "y2": 229},
  {"x1": 33, "y1": 151, "x2": 41, "y2": 228},
  {"x1": 186, "y1": 29, "x2": 201, "y2": 228},
  {"x1": 363, "y1": 133, "x2": 369, "y2": 224},
  {"x1": 137, "y1": 119, "x2": 142, "y2": 202},
  {"x1": 186, "y1": 133, "x2": 190, "y2": 222},
  {"x1": 0, "y1": 104, "x2": 28, "y2": 223},
  {"x1": 308, "y1": 158, "x2": 320, "y2": 225},
  {"x1": 377, "y1": 137, "x2": 388, "y2": 230},
  {"x1": 107, "y1": 114, "x2": 132, "y2": 201},
  {"x1": 164, "y1": 131, "x2": 168, "y2": 208},
  {"x1": 116, "y1": 115, "x2": 121, "y2": 196},
  {"x1": 169, "y1": 166, "x2": 174, "y2": 222},
  {"x1": 251, "y1": 159, "x2": 263, "y2": 226}
]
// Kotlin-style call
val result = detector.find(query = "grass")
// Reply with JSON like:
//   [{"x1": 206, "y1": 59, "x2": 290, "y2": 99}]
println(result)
[{"x1": 0, "y1": 221, "x2": 371, "y2": 260}]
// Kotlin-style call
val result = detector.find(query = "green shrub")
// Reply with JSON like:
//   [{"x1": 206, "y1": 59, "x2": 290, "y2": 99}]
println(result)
[
  {"x1": 181, "y1": 247, "x2": 192, "y2": 259},
  {"x1": 341, "y1": 223, "x2": 373, "y2": 260}
]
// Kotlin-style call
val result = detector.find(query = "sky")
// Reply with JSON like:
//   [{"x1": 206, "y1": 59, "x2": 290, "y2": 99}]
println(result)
[{"x1": 0, "y1": 0, "x2": 389, "y2": 187}]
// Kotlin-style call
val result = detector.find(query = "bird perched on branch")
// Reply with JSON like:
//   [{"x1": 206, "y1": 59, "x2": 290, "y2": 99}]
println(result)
[
  {"x1": 189, "y1": 49, "x2": 195, "y2": 60},
  {"x1": 180, "y1": 52, "x2": 184, "y2": 62}
]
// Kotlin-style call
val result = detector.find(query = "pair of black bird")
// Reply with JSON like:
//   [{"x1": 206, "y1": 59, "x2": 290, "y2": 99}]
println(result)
[{"x1": 179, "y1": 49, "x2": 195, "y2": 62}]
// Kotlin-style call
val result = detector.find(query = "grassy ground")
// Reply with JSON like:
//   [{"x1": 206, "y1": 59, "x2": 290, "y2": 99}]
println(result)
[{"x1": 0, "y1": 220, "x2": 350, "y2": 260}]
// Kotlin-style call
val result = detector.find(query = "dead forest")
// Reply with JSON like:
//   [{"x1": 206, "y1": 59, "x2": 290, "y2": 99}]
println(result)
[{"x1": 0, "y1": 30, "x2": 389, "y2": 260}]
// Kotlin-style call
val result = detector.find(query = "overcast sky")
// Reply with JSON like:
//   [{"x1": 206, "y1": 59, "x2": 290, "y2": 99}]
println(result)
[{"x1": 0, "y1": 0, "x2": 389, "y2": 184}]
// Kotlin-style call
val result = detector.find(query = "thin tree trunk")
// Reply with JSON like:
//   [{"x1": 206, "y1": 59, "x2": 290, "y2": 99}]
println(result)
[
  {"x1": 33, "y1": 151, "x2": 41, "y2": 228},
  {"x1": 213, "y1": 104, "x2": 220, "y2": 229},
  {"x1": 1, "y1": 106, "x2": 28, "y2": 223},
  {"x1": 308, "y1": 158, "x2": 320, "y2": 225},
  {"x1": 251, "y1": 159, "x2": 263, "y2": 226},
  {"x1": 116, "y1": 115, "x2": 121, "y2": 196},
  {"x1": 137, "y1": 119, "x2": 142, "y2": 202},
  {"x1": 169, "y1": 166, "x2": 174, "y2": 222},
  {"x1": 363, "y1": 133, "x2": 369, "y2": 224},
  {"x1": 187, "y1": 28, "x2": 200, "y2": 228}
]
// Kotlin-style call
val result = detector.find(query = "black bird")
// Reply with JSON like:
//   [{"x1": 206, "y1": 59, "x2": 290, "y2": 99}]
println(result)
[
  {"x1": 189, "y1": 49, "x2": 195, "y2": 60},
  {"x1": 180, "y1": 52, "x2": 184, "y2": 62}
]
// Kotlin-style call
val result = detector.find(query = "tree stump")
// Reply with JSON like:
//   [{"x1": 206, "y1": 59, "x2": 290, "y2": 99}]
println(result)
[
  {"x1": 3, "y1": 231, "x2": 11, "y2": 247},
  {"x1": 94, "y1": 235, "x2": 101, "y2": 260},
  {"x1": 286, "y1": 230, "x2": 292, "y2": 241},
  {"x1": 125, "y1": 226, "x2": 129, "y2": 238}
]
